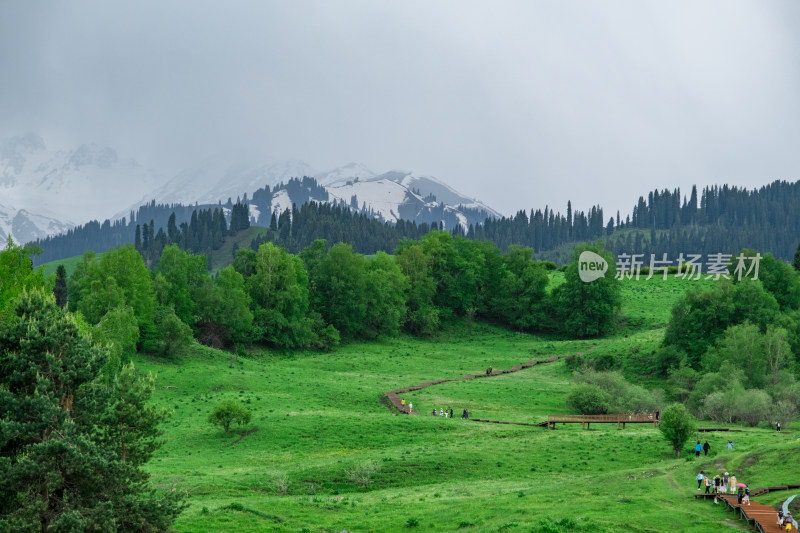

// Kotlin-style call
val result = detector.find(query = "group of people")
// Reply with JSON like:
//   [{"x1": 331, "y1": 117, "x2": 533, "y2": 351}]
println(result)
[
  {"x1": 429, "y1": 408, "x2": 470, "y2": 419},
  {"x1": 778, "y1": 509, "x2": 795, "y2": 530},
  {"x1": 694, "y1": 440, "x2": 711, "y2": 456},
  {"x1": 696, "y1": 471, "x2": 739, "y2": 499}
]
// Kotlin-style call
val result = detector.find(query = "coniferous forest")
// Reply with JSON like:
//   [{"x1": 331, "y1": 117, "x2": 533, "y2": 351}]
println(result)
[{"x1": 31, "y1": 178, "x2": 800, "y2": 268}]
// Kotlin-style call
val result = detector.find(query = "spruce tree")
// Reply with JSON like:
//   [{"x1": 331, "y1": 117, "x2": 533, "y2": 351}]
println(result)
[
  {"x1": 0, "y1": 290, "x2": 185, "y2": 531},
  {"x1": 53, "y1": 264, "x2": 68, "y2": 308},
  {"x1": 794, "y1": 241, "x2": 800, "y2": 271}
]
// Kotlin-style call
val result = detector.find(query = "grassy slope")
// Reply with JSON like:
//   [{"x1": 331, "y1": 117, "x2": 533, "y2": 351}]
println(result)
[
  {"x1": 37, "y1": 226, "x2": 268, "y2": 278},
  {"x1": 134, "y1": 275, "x2": 799, "y2": 532}
]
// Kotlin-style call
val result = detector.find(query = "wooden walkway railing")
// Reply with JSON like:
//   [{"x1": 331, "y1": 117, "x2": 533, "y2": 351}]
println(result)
[
  {"x1": 697, "y1": 487, "x2": 800, "y2": 532},
  {"x1": 546, "y1": 413, "x2": 659, "y2": 429}
]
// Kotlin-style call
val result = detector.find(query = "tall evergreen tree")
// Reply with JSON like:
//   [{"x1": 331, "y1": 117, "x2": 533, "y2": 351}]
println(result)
[
  {"x1": 53, "y1": 264, "x2": 68, "y2": 308},
  {"x1": 0, "y1": 290, "x2": 185, "y2": 531}
]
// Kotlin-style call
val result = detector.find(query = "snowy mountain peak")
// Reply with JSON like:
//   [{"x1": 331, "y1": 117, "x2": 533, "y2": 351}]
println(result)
[{"x1": 315, "y1": 162, "x2": 376, "y2": 186}]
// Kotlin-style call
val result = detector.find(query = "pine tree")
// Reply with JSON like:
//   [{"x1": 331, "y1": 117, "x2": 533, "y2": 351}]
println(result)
[
  {"x1": 0, "y1": 290, "x2": 185, "y2": 530},
  {"x1": 794, "y1": 241, "x2": 800, "y2": 271},
  {"x1": 53, "y1": 264, "x2": 68, "y2": 308}
]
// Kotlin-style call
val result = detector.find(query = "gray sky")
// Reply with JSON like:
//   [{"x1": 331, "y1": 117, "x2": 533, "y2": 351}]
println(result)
[{"x1": 2, "y1": 1, "x2": 799, "y2": 219}]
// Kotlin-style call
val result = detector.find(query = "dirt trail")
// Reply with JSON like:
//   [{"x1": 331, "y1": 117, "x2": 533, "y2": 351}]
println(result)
[{"x1": 384, "y1": 354, "x2": 567, "y2": 416}]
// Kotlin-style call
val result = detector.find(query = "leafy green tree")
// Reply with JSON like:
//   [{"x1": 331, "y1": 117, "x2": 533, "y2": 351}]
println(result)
[
  {"x1": 663, "y1": 280, "x2": 779, "y2": 368},
  {"x1": 0, "y1": 237, "x2": 45, "y2": 323},
  {"x1": 566, "y1": 383, "x2": 611, "y2": 414},
  {"x1": 53, "y1": 264, "x2": 68, "y2": 307},
  {"x1": 208, "y1": 400, "x2": 252, "y2": 433},
  {"x1": 658, "y1": 403, "x2": 697, "y2": 458},
  {"x1": 153, "y1": 244, "x2": 210, "y2": 327},
  {"x1": 552, "y1": 243, "x2": 621, "y2": 337},
  {"x1": 491, "y1": 245, "x2": 549, "y2": 330},
  {"x1": 311, "y1": 243, "x2": 369, "y2": 339},
  {"x1": 153, "y1": 306, "x2": 194, "y2": 356},
  {"x1": 93, "y1": 305, "x2": 140, "y2": 380},
  {"x1": 732, "y1": 389, "x2": 773, "y2": 427},
  {"x1": 0, "y1": 289, "x2": 184, "y2": 531},
  {"x1": 247, "y1": 242, "x2": 313, "y2": 348},
  {"x1": 395, "y1": 243, "x2": 439, "y2": 335},
  {"x1": 68, "y1": 246, "x2": 157, "y2": 342},
  {"x1": 745, "y1": 252, "x2": 800, "y2": 311},
  {"x1": 195, "y1": 266, "x2": 253, "y2": 347},
  {"x1": 365, "y1": 252, "x2": 408, "y2": 337},
  {"x1": 687, "y1": 363, "x2": 744, "y2": 414}
]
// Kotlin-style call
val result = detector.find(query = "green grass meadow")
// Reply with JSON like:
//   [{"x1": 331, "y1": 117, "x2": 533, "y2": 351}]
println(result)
[{"x1": 130, "y1": 276, "x2": 799, "y2": 532}]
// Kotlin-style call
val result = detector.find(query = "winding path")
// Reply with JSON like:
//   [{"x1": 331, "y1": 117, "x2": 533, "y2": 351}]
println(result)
[{"x1": 383, "y1": 354, "x2": 563, "y2": 417}]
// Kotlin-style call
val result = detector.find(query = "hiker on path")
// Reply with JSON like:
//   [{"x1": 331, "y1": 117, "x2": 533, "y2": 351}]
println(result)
[
  {"x1": 409, "y1": 402, "x2": 412, "y2": 413},
  {"x1": 695, "y1": 441, "x2": 702, "y2": 457},
  {"x1": 462, "y1": 409, "x2": 468, "y2": 419},
  {"x1": 777, "y1": 421, "x2": 782, "y2": 432},
  {"x1": 703, "y1": 440, "x2": 710, "y2": 456},
  {"x1": 729, "y1": 474, "x2": 737, "y2": 494},
  {"x1": 704, "y1": 475, "x2": 711, "y2": 494},
  {"x1": 432, "y1": 408, "x2": 437, "y2": 416},
  {"x1": 440, "y1": 408, "x2": 444, "y2": 417},
  {"x1": 449, "y1": 408, "x2": 453, "y2": 419},
  {"x1": 655, "y1": 410, "x2": 660, "y2": 421},
  {"x1": 696, "y1": 471, "x2": 705, "y2": 490},
  {"x1": 727, "y1": 440, "x2": 734, "y2": 450}
]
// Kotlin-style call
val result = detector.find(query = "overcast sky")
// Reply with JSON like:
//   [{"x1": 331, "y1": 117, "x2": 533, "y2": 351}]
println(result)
[{"x1": 2, "y1": 1, "x2": 799, "y2": 218}]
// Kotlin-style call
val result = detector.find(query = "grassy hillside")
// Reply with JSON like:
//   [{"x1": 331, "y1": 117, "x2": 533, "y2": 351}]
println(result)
[
  {"x1": 40, "y1": 251, "x2": 105, "y2": 278},
  {"x1": 132, "y1": 276, "x2": 798, "y2": 532}
]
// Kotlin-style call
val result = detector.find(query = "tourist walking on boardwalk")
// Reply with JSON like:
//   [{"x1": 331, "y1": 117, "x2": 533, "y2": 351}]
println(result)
[
  {"x1": 742, "y1": 486, "x2": 750, "y2": 506},
  {"x1": 729, "y1": 474, "x2": 737, "y2": 494},
  {"x1": 737, "y1": 487, "x2": 744, "y2": 505},
  {"x1": 695, "y1": 441, "x2": 702, "y2": 457},
  {"x1": 722, "y1": 472, "x2": 729, "y2": 493},
  {"x1": 696, "y1": 471, "x2": 705, "y2": 490},
  {"x1": 713, "y1": 475, "x2": 720, "y2": 494},
  {"x1": 704, "y1": 475, "x2": 712, "y2": 494},
  {"x1": 703, "y1": 440, "x2": 710, "y2": 456}
]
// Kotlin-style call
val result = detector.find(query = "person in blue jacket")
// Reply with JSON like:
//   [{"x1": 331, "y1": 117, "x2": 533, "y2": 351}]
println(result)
[
  {"x1": 695, "y1": 441, "x2": 702, "y2": 457},
  {"x1": 696, "y1": 471, "x2": 705, "y2": 490}
]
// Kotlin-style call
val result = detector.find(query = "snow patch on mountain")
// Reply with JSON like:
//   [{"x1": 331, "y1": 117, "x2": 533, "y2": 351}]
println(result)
[
  {"x1": 314, "y1": 162, "x2": 376, "y2": 187},
  {"x1": 135, "y1": 154, "x2": 317, "y2": 209},
  {"x1": 1, "y1": 134, "x2": 161, "y2": 241},
  {"x1": 326, "y1": 179, "x2": 420, "y2": 222}
]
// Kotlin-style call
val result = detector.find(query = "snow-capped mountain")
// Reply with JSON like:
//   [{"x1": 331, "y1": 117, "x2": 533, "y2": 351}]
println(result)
[
  {"x1": 0, "y1": 133, "x2": 162, "y2": 243},
  {"x1": 3, "y1": 134, "x2": 503, "y2": 246},
  {"x1": 134, "y1": 153, "x2": 316, "y2": 208},
  {"x1": 0, "y1": 202, "x2": 73, "y2": 245}
]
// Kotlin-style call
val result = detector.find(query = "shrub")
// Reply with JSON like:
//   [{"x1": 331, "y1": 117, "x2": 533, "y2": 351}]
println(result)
[
  {"x1": 345, "y1": 460, "x2": 381, "y2": 488},
  {"x1": 566, "y1": 384, "x2": 611, "y2": 415},
  {"x1": 208, "y1": 400, "x2": 252, "y2": 433}
]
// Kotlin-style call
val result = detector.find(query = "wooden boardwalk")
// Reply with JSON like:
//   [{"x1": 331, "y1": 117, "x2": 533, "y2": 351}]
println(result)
[
  {"x1": 546, "y1": 413, "x2": 659, "y2": 429},
  {"x1": 696, "y1": 486, "x2": 800, "y2": 532}
]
